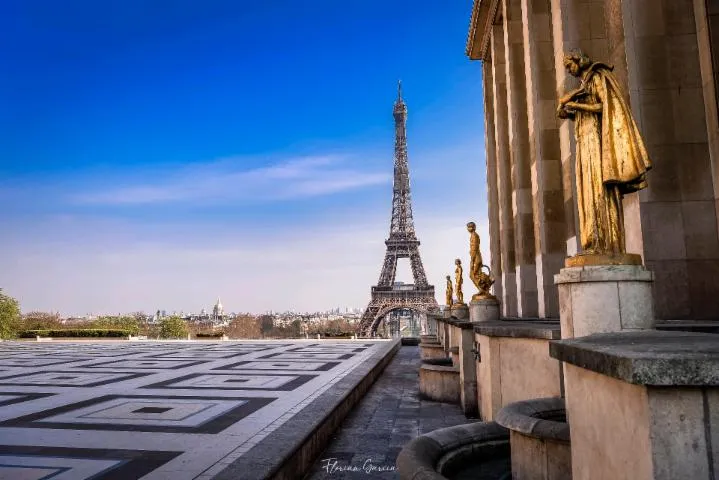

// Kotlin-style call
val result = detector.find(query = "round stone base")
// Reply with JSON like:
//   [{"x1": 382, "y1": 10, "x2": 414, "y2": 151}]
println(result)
[
  {"x1": 450, "y1": 303, "x2": 470, "y2": 320},
  {"x1": 555, "y1": 264, "x2": 655, "y2": 338},
  {"x1": 470, "y1": 297, "x2": 500, "y2": 323}
]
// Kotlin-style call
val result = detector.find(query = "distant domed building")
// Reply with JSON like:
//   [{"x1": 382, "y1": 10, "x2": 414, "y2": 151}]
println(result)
[{"x1": 212, "y1": 297, "x2": 224, "y2": 319}]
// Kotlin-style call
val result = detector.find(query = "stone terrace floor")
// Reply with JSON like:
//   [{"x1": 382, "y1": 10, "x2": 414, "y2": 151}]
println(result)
[
  {"x1": 0, "y1": 339, "x2": 393, "y2": 479},
  {"x1": 305, "y1": 345, "x2": 472, "y2": 479}
]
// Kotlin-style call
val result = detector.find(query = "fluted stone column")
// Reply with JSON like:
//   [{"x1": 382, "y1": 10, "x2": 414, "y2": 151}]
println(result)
[
  {"x1": 482, "y1": 59, "x2": 504, "y2": 307},
  {"x1": 490, "y1": 24, "x2": 519, "y2": 317},
  {"x1": 521, "y1": 0, "x2": 567, "y2": 318},
  {"x1": 503, "y1": 0, "x2": 539, "y2": 317}
]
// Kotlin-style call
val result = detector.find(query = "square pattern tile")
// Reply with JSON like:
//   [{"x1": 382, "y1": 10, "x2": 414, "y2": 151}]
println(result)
[
  {"x1": 214, "y1": 360, "x2": 341, "y2": 372},
  {"x1": 0, "y1": 445, "x2": 181, "y2": 480},
  {"x1": 0, "y1": 371, "x2": 150, "y2": 387},
  {"x1": 143, "y1": 372, "x2": 315, "y2": 391},
  {"x1": 82, "y1": 359, "x2": 208, "y2": 369},
  {"x1": 0, "y1": 340, "x2": 386, "y2": 479},
  {"x1": 2, "y1": 394, "x2": 273, "y2": 433}
]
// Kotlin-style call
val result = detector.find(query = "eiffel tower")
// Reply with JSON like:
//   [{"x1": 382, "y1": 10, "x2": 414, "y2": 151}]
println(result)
[{"x1": 358, "y1": 82, "x2": 438, "y2": 337}]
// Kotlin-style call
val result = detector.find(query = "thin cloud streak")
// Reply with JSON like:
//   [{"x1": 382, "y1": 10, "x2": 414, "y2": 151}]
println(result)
[{"x1": 70, "y1": 154, "x2": 391, "y2": 206}]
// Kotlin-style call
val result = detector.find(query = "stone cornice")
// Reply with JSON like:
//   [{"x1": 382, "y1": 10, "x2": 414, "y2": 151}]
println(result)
[{"x1": 465, "y1": 0, "x2": 499, "y2": 61}]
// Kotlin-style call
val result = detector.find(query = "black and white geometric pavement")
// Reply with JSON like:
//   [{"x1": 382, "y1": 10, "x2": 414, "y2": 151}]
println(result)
[{"x1": 0, "y1": 340, "x2": 387, "y2": 479}]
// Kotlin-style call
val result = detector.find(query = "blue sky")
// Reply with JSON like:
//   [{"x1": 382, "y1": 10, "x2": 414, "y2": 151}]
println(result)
[{"x1": 0, "y1": 1, "x2": 487, "y2": 315}]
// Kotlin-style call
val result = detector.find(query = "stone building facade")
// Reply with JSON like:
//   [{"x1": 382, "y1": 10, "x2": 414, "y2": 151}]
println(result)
[{"x1": 467, "y1": 0, "x2": 719, "y2": 321}]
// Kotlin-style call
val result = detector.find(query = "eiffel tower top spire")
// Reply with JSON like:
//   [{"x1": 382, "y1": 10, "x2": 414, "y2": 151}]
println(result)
[{"x1": 389, "y1": 81, "x2": 415, "y2": 241}]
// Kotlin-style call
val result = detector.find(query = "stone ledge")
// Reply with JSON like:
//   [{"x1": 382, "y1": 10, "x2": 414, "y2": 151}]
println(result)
[
  {"x1": 454, "y1": 321, "x2": 475, "y2": 330},
  {"x1": 495, "y1": 397, "x2": 569, "y2": 443},
  {"x1": 474, "y1": 321, "x2": 561, "y2": 340},
  {"x1": 550, "y1": 331, "x2": 719, "y2": 386},
  {"x1": 213, "y1": 340, "x2": 401, "y2": 480},
  {"x1": 396, "y1": 421, "x2": 509, "y2": 480},
  {"x1": 554, "y1": 264, "x2": 654, "y2": 284},
  {"x1": 421, "y1": 363, "x2": 459, "y2": 373},
  {"x1": 656, "y1": 321, "x2": 719, "y2": 334}
]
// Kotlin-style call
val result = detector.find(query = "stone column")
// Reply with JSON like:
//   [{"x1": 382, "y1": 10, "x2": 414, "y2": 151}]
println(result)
[
  {"x1": 503, "y1": 0, "x2": 539, "y2": 317},
  {"x1": 490, "y1": 23, "x2": 519, "y2": 317},
  {"x1": 695, "y1": 0, "x2": 719, "y2": 238},
  {"x1": 620, "y1": 0, "x2": 719, "y2": 320},
  {"x1": 482, "y1": 59, "x2": 504, "y2": 306},
  {"x1": 520, "y1": 0, "x2": 567, "y2": 318}
]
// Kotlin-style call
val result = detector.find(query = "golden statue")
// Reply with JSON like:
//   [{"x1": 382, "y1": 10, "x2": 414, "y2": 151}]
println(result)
[
  {"x1": 454, "y1": 259, "x2": 465, "y2": 305},
  {"x1": 558, "y1": 49, "x2": 652, "y2": 266},
  {"x1": 467, "y1": 222, "x2": 495, "y2": 300},
  {"x1": 445, "y1": 275, "x2": 454, "y2": 307}
]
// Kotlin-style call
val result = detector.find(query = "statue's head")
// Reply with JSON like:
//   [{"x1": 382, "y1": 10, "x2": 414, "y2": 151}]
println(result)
[
  {"x1": 455, "y1": 258, "x2": 461, "y2": 266},
  {"x1": 466, "y1": 221, "x2": 476, "y2": 232},
  {"x1": 563, "y1": 49, "x2": 591, "y2": 77},
  {"x1": 446, "y1": 275, "x2": 451, "y2": 281}
]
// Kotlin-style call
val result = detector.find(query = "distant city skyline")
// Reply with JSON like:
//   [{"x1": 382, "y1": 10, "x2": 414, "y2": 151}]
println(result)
[{"x1": 0, "y1": 1, "x2": 487, "y2": 316}]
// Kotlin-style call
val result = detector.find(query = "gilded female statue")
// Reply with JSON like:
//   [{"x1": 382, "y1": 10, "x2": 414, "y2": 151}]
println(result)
[
  {"x1": 445, "y1": 275, "x2": 453, "y2": 307},
  {"x1": 557, "y1": 49, "x2": 652, "y2": 263},
  {"x1": 454, "y1": 259, "x2": 465, "y2": 305},
  {"x1": 467, "y1": 222, "x2": 495, "y2": 300}
]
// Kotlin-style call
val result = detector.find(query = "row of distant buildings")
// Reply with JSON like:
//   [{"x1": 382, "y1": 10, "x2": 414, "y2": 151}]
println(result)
[{"x1": 63, "y1": 298, "x2": 365, "y2": 328}]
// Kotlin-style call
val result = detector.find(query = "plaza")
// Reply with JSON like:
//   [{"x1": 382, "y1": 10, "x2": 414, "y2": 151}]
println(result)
[{"x1": 0, "y1": 340, "x2": 398, "y2": 479}]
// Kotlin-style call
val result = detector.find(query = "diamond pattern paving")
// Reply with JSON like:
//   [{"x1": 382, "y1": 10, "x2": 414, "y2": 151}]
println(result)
[{"x1": 0, "y1": 340, "x2": 390, "y2": 479}]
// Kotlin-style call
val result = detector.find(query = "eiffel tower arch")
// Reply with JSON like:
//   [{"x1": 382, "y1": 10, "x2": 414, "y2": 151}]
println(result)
[{"x1": 358, "y1": 82, "x2": 438, "y2": 337}]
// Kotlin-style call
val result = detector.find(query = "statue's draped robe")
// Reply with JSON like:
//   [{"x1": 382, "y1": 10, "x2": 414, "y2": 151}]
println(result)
[
  {"x1": 574, "y1": 63, "x2": 652, "y2": 253},
  {"x1": 469, "y1": 233, "x2": 483, "y2": 284}
]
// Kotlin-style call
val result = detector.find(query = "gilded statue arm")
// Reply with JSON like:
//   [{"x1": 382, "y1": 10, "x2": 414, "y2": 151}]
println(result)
[
  {"x1": 562, "y1": 101, "x2": 602, "y2": 113},
  {"x1": 558, "y1": 87, "x2": 586, "y2": 106}
]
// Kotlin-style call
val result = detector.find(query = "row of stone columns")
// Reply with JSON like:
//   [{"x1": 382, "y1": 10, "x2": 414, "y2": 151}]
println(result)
[
  {"x1": 483, "y1": 0, "x2": 719, "y2": 321},
  {"x1": 485, "y1": 0, "x2": 569, "y2": 319}
]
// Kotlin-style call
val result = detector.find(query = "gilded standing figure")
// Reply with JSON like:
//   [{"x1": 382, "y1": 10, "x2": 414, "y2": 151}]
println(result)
[
  {"x1": 467, "y1": 221, "x2": 495, "y2": 300},
  {"x1": 557, "y1": 49, "x2": 652, "y2": 263},
  {"x1": 445, "y1": 275, "x2": 454, "y2": 307},
  {"x1": 454, "y1": 259, "x2": 465, "y2": 305}
]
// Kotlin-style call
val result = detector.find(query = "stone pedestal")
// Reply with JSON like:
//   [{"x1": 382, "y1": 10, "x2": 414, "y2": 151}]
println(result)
[
  {"x1": 442, "y1": 307, "x2": 452, "y2": 319},
  {"x1": 554, "y1": 264, "x2": 655, "y2": 338},
  {"x1": 458, "y1": 323, "x2": 479, "y2": 417},
  {"x1": 470, "y1": 297, "x2": 500, "y2": 323},
  {"x1": 551, "y1": 331, "x2": 719, "y2": 480},
  {"x1": 450, "y1": 303, "x2": 470, "y2": 320}
]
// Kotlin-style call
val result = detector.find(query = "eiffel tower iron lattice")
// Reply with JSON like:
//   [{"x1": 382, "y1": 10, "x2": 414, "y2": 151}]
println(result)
[{"x1": 358, "y1": 82, "x2": 438, "y2": 337}]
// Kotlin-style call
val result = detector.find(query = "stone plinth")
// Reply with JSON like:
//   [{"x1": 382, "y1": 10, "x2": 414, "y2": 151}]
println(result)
[
  {"x1": 470, "y1": 297, "x2": 500, "y2": 323},
  {"x1": 474, "y1": 321, "x2": 562, "y2": 421},
  {"x1": 554, "y1": 264, "x2": 655, "y2": 338},
  {"x1": 450, "y1": 303, "x2": 469, "y2": 320},
  {"x1": 419, "y1": 343, "x2": 447, "y2": 360},
  {"x1": 419, "y1": 363, "x2": 461, "y2": 404},
  {"x1": 550, "y1": 331, "x2": 719, "y2": 480},
  {"x1": 456, "y1": 321, "x2": 479, "y2": 418}
]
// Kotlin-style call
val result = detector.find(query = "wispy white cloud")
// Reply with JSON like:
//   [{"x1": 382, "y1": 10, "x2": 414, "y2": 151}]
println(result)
[{"x1": 70, "y1": 154, "x2": 391, "y2": 206}]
